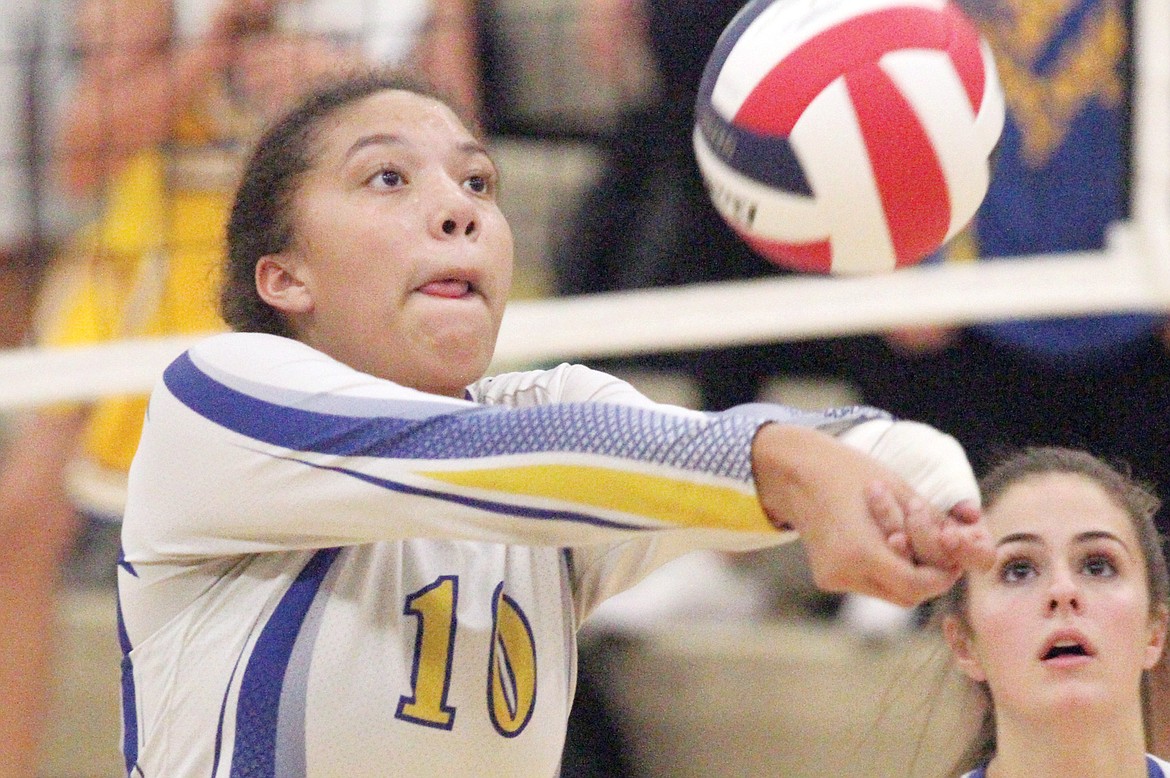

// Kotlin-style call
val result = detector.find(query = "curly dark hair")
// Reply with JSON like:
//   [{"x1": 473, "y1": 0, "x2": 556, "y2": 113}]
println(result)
[{"x1": 220, "y1": 68, "x2": 479, "y2": 336}]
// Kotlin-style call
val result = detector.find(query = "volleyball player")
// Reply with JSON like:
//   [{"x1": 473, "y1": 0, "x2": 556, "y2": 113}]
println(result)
[
  {"x1": 118, "y1": 69, "x2": 993, "y2": 774},
  {"x1": 937, "y1": 447, "x2": 1170, "y2": 776}
]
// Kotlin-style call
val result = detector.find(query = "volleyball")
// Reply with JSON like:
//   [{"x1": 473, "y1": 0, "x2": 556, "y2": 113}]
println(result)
[{"x1": 693, "y1": 0, "x2": 1005, "y2": 275}]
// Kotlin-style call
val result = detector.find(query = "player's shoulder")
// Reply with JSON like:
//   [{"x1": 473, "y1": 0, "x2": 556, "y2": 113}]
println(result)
[
  {"x1": 1150, "y1": 754, "x2": 1170, "y2": 775},
  {"x1": 470, "y1": 362, "x2": 661, "y2": 408},
  {"x1": 165, "y1": 332, "x2": 339, "y2": 401},
  {"x1": 180, "y1": 332, "x2": 331, "y2": 379},
  {"x1": 187, "y1": 331, "x2": 311, "y2": 360},
  {"x1": 175, "y1": 332, "x2": 472, "y2": 417}
]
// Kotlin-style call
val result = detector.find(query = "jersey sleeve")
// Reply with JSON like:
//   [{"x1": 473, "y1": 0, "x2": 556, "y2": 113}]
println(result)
[
  {"x1": 123, "y1": 332, "x2": 886, "y2": 563},
  {"x1": 465, "y1": 365, "x2": 894, "y2": 622}
]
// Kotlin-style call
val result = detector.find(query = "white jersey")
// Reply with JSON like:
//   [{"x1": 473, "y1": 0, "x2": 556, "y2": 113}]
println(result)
[
  {"x1": 118, "y1": 332, "x2": 886, "y2": 777},
  {"x1": 960, "y1": 754, "x2": 1170, "y2": 777}
]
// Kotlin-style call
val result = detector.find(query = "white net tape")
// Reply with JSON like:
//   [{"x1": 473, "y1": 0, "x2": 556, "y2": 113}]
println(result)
[
  {"x1": 1, "y1": 0, "x2": 1167, "y2": 412},
  {"x1": 2, "y1": 237, "x2": 1166, "y2": 412}
]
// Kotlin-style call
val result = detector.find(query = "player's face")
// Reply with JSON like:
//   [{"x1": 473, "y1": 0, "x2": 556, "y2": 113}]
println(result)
[
  {"x1": 279, "y1": 89, "x2": 513, "y2": 396},
  {"x1": 949, "y1": 473, "x2": 1166, "y2": 722}
]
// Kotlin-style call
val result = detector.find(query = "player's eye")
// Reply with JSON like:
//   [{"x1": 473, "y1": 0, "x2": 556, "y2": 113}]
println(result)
[
  {"x1": 465, "y1": 173, "x2": 494, "y2": 196},
  {"x1": 999, "y1": 557, "x2": 1037, "y2": 584},
  {"x1": 1081, "y1": 553, "x2": 1117, "y2": 578},
  {"x1": 369, "y1": 168, "x2": 404, "y2": 190}
]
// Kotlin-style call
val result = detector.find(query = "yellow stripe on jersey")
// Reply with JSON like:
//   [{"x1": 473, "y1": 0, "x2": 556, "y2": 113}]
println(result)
[{"x1": 417, "y1": 464, "x2": 772, "y2": 534}]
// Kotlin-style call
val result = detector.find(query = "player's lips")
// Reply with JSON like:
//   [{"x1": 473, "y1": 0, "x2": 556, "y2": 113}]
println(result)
[
  {"x1": 1039, "y1": 629, "x2": 1095, "y2": 665},
  {"x1": 418, "y1": 279, "x2": 475, "y2": 299}
]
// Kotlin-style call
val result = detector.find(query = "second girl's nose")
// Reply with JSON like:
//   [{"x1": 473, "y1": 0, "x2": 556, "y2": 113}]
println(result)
[
  {"x1": 1047, "y1": 571, "x2": 1081, "y2": 614},
  {"x1": 442, "y1": 218, "x2": 476, "y2": 236}
]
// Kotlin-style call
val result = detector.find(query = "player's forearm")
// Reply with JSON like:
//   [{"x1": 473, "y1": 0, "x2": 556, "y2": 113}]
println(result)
[{"x1": 751, "y1": 423, "x2": 848, "y2": 532}]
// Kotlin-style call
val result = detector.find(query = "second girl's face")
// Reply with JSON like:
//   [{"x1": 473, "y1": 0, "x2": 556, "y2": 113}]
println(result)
[
  {"x1": 948, "y1": 473, "x2": 1166, "y2": 720},
  {"x1": 277, "y1": 89, "x2": 514, "y2": 396}
]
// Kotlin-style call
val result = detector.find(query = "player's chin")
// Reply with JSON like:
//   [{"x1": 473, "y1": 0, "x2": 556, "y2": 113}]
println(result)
[
  {"x1": 432, "y1": 333, "x2": 497, "y2": 386},
  {"x1": 451, "y1": 352, "x2": 494, "y2": 388}
]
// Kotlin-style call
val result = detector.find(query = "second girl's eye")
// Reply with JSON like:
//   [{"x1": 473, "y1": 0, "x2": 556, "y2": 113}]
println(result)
[
  {"x1": 1082, "y1": 554, "x2": 1117, "y2": 578},
  {"x1": 1000, "y1": 558, "x2": 1037, "y2": 583}
]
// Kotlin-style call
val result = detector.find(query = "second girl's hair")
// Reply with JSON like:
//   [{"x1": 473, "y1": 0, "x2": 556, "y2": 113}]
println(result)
[
  {"x1": 220, "y1": 68, "x2": 479, "y2": 336},
  {"x1": 935, "y1": 446, "x2": 1168, "y2": 773}
]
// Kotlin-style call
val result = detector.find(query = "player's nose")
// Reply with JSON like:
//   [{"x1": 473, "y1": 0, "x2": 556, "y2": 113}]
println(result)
[{"x1": 429, "y1": 180, "x2": 479, "y2": 241}]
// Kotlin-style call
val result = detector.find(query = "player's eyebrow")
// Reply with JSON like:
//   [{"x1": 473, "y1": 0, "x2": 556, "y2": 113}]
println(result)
[
  {"x1": 343, "y1": 134, "x2": 491, "y2": 162},
  {"x1": 344, "y1": 133, "x2": 405, "y2": 162},
  {"x1": 1074, "y1": 529, "x2": 1132, "y2": 552},
  {"x1": 996, "y1": 529, "x2": 1131, "y2": 552},
  {"x1": 996, "y1": 532, "x2": 1041, "y2": 547}
]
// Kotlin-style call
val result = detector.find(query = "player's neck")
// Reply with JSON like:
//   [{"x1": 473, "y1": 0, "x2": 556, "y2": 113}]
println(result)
[{"x1": 988, "y1": 708, "x2": 1148, "y2": 778}]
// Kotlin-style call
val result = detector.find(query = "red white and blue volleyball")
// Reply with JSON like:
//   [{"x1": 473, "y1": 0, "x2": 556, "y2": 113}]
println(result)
[{"x1": 694, "y1": 0, "x2": 1005, "y2": 275}]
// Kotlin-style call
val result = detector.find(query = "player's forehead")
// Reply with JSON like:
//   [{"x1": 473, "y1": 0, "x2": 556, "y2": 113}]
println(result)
[
  {"x1": 311, "y1": 89, "x2": 482, "y2": 165},
  {"x1": 986, "y1": 472, "x2": 1138, "y2": 549}
]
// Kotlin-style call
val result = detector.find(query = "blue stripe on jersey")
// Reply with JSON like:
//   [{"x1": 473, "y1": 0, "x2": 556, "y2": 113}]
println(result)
[
  {"x1": 117, "y1": 546, "x2": 137, "y2": 578},
  {"x1": 229, "y1": 547, "x2": 341, "y2": 778},
  {"x1": 165, "y1": 351, "x2": 762, "y2": 481},
  {"x1": 116, "y1": 595, "x2": 139, "y2": 774},
  {"x1": 213, "y1": 637, "x2": 250, "y2": 777},
  {"x1": 194, "y1": 353, "x2": 464, "y2": 421}
]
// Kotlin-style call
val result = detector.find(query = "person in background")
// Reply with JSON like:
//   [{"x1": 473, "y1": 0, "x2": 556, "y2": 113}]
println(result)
[
  {"x1": 0, "y1": 0, "x2": 78, "y2": 772},
  {"x1": 0, "y1": 0, "x2": 64, "y2": 350},
  {"x1": 937, "y1": 447, "x2": 1169, "y2": 776},
  {"x1": 0, "y1": 1, "x2": 481, "y2": 772}
]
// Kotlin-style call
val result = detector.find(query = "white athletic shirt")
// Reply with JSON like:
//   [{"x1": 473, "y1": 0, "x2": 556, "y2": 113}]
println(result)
[
  {"x1": 118, "y1": 332, "x2": 886, "y2": 777},
  {"x1": 961, "y1": 754, "x2": 1170, "y2": 777}
]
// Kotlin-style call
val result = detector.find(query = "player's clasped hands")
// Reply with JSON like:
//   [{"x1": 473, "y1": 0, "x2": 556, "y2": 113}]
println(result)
[{"x1": 751, "y1": 421, "x2": 994, "y2": 607}]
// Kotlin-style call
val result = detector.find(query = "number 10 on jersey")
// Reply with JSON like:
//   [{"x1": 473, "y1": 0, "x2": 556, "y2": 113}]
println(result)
[{"x1": 395, "y1": 576, "x2": 539, "y2": 737}]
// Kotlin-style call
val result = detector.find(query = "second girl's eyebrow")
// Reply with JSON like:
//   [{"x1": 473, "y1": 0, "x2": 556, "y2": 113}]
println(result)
[
  {"x1": 997, "y1": 532, "x2": 1041, "y2": 548},
  {"x1": 996, "y1": 530, "x2": 1130, "y2": 551}
]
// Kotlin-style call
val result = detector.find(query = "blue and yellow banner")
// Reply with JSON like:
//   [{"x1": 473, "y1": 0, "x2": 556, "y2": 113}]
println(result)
[{"x1": 960, "y1": 0, "x2": 1161, "y2": 359}]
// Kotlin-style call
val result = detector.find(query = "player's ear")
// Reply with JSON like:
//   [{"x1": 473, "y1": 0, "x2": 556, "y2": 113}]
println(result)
[
  {"x1": 1144, "y1": 603, "x2": 1169, "y2": 671},
  {"x1": 943, "y1": 614, "x2": 987, "y2": 683},
  {"x1": 256, "y1": 252, "x2": 313, "y2": 316}
]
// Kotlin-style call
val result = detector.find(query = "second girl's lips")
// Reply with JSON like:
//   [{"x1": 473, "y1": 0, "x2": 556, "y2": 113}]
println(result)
[{"x1": 1039, "y1": 629, "x2": 1096, "y2": 663}]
